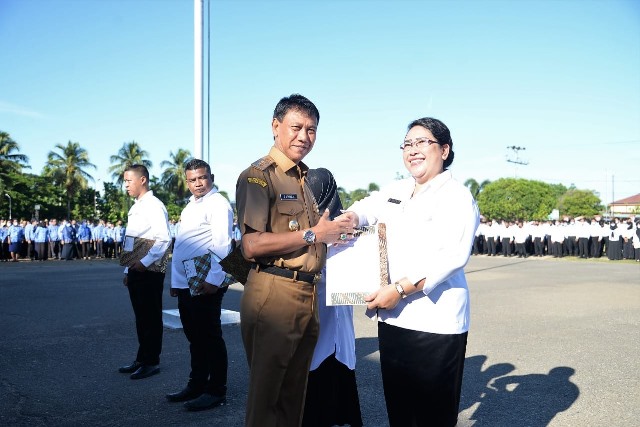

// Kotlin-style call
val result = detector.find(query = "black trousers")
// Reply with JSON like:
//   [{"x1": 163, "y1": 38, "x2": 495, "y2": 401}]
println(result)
[
  {"x1": 501, "y1": 237, "x2": 512, "y2": 256},
  {"x1": 591, "y1": 238, "x2": 602, "y2": 258},
  {"x1": 35, "y1": 242, "x2": 48, "y2": 260},
  {"x1": 472, "y1": 236, "x2": 484, "y2": 255},
  {"x1": 49, "y1": 241, "x2": 60, "y2": 258},
  {"x1": 486, "y1": 237, "x2": 496, "y2": 255},
  {"x1": 127, "y1": 270, "x2": 164, "y2": 366},
  {"x1": 515, "y1": 242, "x2": 527, "y2": 257},
  {"x1": 533, "y1": 237, "x2": 544, "y2": 256},
  {"x1": 577, "y1": 237, "x2": 589, "y2": 258},
  {"x1": 553, "y1": 241, "x2": 563, "y2": 257},
  {"x1": 177, "y1": 287, "x2": 228, "y2": 396},
  {"x1": 379, "y1": 322, "x2": 467, "y2": 427},
  {"x1": 95, "y1": 240, "x2": 103, "y2": 257}
]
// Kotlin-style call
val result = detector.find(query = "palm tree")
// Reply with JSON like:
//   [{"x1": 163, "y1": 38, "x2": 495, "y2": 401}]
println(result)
[
  {"x1": 0, "y1": 131, "x2": 30, "y2": 172},
  {"x1": 0, "y1": 131, "x2": 31, "y2": 196},
  {"x1": 108, "y1": 141, "x2": 152, "y2": 186},
  {"x1": 464, "y1": 178, "x2": 491, "y2": 198},
  {"x1": 43, "y1": 141, "x2": 96, "y2": 217},
  {"x1": 160, "y1": 149, "x2": 193, "y2": 201}
]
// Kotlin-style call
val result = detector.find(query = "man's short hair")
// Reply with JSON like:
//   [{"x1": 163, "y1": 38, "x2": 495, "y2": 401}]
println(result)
[
  {"x1": 273, "y1": 93, "x2": 320, "y2": 124},
  {"x1": 124, "y1": 164, "x2": 150, "y2": 180},
  {"x1": 184, "y1": 158, "x2": 212, "y2": 178}
]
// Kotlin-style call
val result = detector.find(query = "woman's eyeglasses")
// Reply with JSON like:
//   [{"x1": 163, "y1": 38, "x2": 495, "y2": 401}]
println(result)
[{"x1": 399, "y1": 138, "x2": 439, "y2": 151}]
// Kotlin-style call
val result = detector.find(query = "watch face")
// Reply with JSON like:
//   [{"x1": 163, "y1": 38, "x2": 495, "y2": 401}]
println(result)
[{"x1": 303, "y1": 229, "x2": 315, "y2": 244}]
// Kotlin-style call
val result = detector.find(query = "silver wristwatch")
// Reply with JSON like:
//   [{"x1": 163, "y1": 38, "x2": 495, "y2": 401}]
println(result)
[{"x1": 302, "y1": 229, "x2": 316, "y2": 245}]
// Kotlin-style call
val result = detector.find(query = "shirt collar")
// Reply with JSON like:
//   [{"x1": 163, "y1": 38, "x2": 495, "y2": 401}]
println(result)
[
  {"x1": 269, "y1": 146, "x2": 309, "y2": 175},
  {"x1": 189, "y1": 187, "x2": 218, "y2": 203},
  {"x1": 414, "y1": 170, "x2": 452, "y2": 196},
  {"x1": 135, "y1": 190, "x2": 154, "y2": 203}
]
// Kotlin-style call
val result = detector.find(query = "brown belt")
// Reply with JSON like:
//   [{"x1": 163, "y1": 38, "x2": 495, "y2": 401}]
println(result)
[{"x1": 252, "y1": 263, "x2": 319, "y2": 284}]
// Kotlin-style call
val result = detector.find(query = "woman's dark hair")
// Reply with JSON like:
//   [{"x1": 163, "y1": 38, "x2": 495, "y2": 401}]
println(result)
[{"x1": 407, "y1": 117, "x2": 455, "y2": 168}]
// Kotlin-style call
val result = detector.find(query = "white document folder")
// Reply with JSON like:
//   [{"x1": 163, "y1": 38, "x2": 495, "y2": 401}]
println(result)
[{"x1": 325, "y1": 224, "x2": 387, "y2": 305}]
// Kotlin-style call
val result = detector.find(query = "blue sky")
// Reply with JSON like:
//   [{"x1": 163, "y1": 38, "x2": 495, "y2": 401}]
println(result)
[{"x1": 1, "y1": 0, "x2": 639, "y2": 205}]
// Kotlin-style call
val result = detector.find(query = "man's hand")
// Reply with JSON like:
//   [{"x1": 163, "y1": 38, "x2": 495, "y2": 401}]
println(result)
[
  {"x1": 169, "y1": 288, "x2": 178, "y2": 297},
  {"x1": 129, "y1": 260, "x2": 147, "y2": 273},
  {"x1": 123, "y1": 275, "x2": 128, "y2": 287},
  {"x1": 315, "y1": 209, "x2": 355, "y2": 244},
  {"x1": 200, "y1": 282, "x2": 219, "y2": 295}
]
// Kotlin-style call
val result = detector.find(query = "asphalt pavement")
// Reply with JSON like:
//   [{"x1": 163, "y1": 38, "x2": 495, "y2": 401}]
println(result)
[{"x1": 0, "y1": 255, "x2": 638, "y2": 426}]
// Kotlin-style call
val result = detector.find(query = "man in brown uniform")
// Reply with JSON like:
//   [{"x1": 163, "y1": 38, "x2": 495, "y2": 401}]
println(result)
[{"x1": 235, "y1": 94, "x2": 353, "y2": 427}]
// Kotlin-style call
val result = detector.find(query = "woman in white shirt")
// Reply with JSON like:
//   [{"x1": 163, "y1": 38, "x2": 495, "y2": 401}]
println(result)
[{"x1": 343, "y1": 117, "x2": 479, "y2": 427}]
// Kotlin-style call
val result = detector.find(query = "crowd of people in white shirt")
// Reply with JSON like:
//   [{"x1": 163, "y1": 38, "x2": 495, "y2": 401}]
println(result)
[{"x1": 472, "y1": 216, "x2": 640, "y2": 262}]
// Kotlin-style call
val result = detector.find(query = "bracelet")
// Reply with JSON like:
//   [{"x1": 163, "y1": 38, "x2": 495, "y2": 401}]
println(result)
[{"x1": 394, "y1": 282, "x2": 407, "y2": 299}]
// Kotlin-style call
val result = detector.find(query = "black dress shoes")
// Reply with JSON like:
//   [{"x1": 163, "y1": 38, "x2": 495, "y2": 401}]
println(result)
[
  {"x1": 118, "y1": 361, "x2": 142, "y2": 373},
  {"x1": 184, "y1": 393, "x2": 226, "y2": 411},
  {"x1": 130, "y1": 365, "x2": 160, "y2": 380},
  {"x1": 166, "y1": 386, "x2": 203, "y2": 402}
]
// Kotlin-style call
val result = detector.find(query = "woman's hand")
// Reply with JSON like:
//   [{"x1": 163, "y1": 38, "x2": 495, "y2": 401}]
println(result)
[{"x1": 365, "y1": 284, "x2": 402, "y2": 311}]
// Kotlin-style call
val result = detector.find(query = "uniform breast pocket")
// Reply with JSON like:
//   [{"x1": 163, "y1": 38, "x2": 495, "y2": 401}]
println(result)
[{"x1": 276, "y1": 200, "x2": 304, "y2": 218}]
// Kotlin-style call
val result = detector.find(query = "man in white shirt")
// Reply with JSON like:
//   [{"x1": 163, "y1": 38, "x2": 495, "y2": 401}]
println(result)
[
  {"x1": 575, "y1": 217, "x2": 591, "y2": 258},
  {"x1": 513, "y1": 221, "x2": 530, "y2": 258},
  {"x1": 118, "y1": 164, "x2": 171, "y2": 380},
  {"x1": 165, "y1": 159, "x2": 234, "y2": 411},
  {"x1": 486, "y1": 219, "x2": 499, "y2": 256}
]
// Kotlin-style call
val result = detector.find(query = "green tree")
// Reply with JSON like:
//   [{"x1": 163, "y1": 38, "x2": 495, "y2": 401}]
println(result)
[
  {"x1": 0, "y1": 131, "x2": 30, "y2": 195},
  {"x1": 477, "y1": 178, "x2": 564, "y2": 221},
  {"x1": 160, "y1": 148, "x2": 193, "y2": 202},
  {"x1": 464, "y1": 178, "x2": 491, "y2": 198},
  {"x1": 108, "y1": 141, "x2": 152, "y2": 186},
  {"x1": 557, "y1": 189, "x2": 603, "y2": 218},
  {"x1": 100, "y1": 182, "x2": 128, "y2": 223},
  {"x1": 339, "y1": 183, "x2": 380, "y2": 209},
  {"x1": 337, "y1": 187, "x2": 350, "y2": 211},
  {"x1": 348, "y1": 188, "x2": 371, "y2": 206},
  {"x1": 2, "y1": 172, "x2": 64, "y2": 220},
  {"x1": 43, "y1": 141, "x2": 96, "y2": 217}
]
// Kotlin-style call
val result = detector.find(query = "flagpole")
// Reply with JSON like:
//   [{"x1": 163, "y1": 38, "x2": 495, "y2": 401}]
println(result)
[{"x1": 194, "y1": 0, "x2": 203, "y2": 160}]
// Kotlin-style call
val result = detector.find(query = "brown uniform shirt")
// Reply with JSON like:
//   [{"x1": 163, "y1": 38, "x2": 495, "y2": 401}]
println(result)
[{"x1": 235, "y1": 146, "x2": 325, "y2": 273}]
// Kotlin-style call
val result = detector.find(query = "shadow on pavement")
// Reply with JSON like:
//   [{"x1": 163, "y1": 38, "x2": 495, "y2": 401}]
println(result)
[{"x1": 461, "y1": 355, "x2": 579, "y2": 426}]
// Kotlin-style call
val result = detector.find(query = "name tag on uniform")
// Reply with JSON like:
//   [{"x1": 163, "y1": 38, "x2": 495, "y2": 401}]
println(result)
[
  {"x1": 387, "y1": 198, "x2": 401, "y2": 204},
  {"x1": 280, "y1": 194, "x2": 298, "y2": 200}
]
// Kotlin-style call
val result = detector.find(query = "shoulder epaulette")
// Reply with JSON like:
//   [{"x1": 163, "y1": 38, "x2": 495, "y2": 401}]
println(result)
[{"x1": 251, "y1": 156, "x2": 275, "y2": 171}]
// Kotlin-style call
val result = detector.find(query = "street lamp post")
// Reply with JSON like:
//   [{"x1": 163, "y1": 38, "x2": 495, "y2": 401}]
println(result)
[
  {"x1": 4, "y1": 193, "x2": 11, "y2": 220},
  {"x1": 94, "y1": 179, "x2": 101, "y2": 219}
]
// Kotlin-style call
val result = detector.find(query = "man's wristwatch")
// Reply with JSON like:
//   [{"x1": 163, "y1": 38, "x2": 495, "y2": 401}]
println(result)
[
  {"x1": 394, "y1": 282, "x2": 407, "y2": 299},
  {"x1": 302, "y1": 229, "x2": 316, "y2": 245}
]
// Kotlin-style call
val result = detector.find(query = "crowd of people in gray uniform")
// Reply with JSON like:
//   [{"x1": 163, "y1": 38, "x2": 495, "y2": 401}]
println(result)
[{"x1": 472, "y1": 216, "x2": 640, "y2": 262}]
